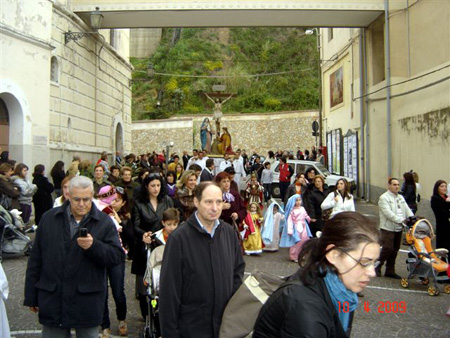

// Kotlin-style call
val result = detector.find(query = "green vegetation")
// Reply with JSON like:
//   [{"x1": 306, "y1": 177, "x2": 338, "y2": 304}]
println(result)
[{"x1": 131, "y1": 28, "x2": 319, "y2": 120}]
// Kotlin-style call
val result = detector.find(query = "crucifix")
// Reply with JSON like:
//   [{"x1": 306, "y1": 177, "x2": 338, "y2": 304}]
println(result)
[{"x1": 204, "y1": 92, "x2": 234, "y2": 135}]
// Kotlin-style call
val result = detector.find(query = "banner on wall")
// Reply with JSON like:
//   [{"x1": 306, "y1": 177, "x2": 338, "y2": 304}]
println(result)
[
  {"x1": 343, "y1": 130, "x2": 358, "y2": 183},
  {"x1": 326, "y1": 129, "x2": 342, "y2": 175}
]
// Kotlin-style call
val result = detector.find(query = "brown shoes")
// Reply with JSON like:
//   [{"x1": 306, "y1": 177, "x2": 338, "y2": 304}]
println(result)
[{"x1": 118, "y1": 320, "x2": 128, "y2": 336}]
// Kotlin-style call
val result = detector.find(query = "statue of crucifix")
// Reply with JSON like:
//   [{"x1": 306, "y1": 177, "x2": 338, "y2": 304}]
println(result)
[{"x1": 204, "y1": 92, "x2": 233, "y2": 134}]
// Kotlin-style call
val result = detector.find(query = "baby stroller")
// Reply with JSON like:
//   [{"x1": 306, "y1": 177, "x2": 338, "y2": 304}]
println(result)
[
  {"x1": 0, "y1": 205, "x2": 32, "y2": 261},
  {"x1": 140, "y1": 244, "x2": 165, "y2": 338},
  {"x1": 400, "y1": 218, "x2": 450, "y2": 296}
]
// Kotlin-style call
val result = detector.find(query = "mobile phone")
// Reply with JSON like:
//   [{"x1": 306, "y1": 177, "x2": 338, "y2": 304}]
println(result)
[{"x1": 79, "y1": 228, "x2": 88, "y2": 237}]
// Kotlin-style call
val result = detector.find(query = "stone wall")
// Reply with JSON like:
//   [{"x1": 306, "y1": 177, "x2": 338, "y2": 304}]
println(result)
[{"x1": 132, "y1": 110, "x2": 319, "y2": 155}]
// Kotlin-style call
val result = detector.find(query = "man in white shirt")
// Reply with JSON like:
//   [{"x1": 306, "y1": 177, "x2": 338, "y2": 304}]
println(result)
[
  {"x1": 377, "y1": 178, "x2": 413, "y2": 279},
  {"x1": 219, "y1": 153, "x2": 233, "y2": 172},
  {"x1": 232, "y1": 154, "x2": 246, "y2": 187}
]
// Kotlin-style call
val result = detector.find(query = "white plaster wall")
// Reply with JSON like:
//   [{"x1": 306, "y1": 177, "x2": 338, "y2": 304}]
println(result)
[
  {"x1": 0, "y1": 0, "x2": 53, "y2": 166},
  {"x1": 320, "y1": 2, "x2": 450, "y2": 222},
  {"x1": 48, "y1": 3, "x2": 133, "y2": 166}
]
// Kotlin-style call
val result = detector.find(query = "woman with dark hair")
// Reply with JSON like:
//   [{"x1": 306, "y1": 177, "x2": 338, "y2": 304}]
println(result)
[
  {"x1": 132, "y1": 174, "x2": 173, "y2": 319},
  {"x1": 101, "y1": 186, "x2": 131, "y2": 337},
  {"x1": 305, "y1": 175, "x2": 329, "y2": 237},
  {"x1": 321, "y1": 178, "x2": 355, "y2": 219},
  {"x1": 12, "y1": 163, "x2": 37, "y2": 224},
  {"x1": 401, "y1": 172, "x2": 417, "y2": 214},
  {"x1": 430, "y1": 180, "x2": 450, "y2": 252},
  {"x1": 165, "y1": 170, "x2": 177, "y2": 198},
  {"x1": 32, "y1": 164, "x2": 54, "y2": 225},
  {"x1": 284, "y1": 172, "x2": 307, "y2": 206},
  {"x1": 50, "y1": 160, "x2": 65, "y2": 197},
  {"x1": 174, "y1": 170, "x2": 198, "y2": 222},
  {"x1": 265, "y1": 150, "x2": 276, "y2": 165},
  {"x1": 254, "y1": 212, "x2": 380, "y2": 337}
]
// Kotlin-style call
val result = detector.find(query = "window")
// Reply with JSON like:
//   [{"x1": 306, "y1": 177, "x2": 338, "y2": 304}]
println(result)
[
  {"x1": 110, "y1": 30, "x2": 117, "y2": 48},
  {"x1": 50, "y1": 56, "x2": 59, "y2": 83},
  {"x1": 328, "y1": 28, "x2": 334, "y2": 42}
]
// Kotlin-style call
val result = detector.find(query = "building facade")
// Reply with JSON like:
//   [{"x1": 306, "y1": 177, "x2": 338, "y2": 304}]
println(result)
[
  {"x1": 0, "y1": 0, "x2": 132, "y2": 169},
  {"x1": 320, "y1": 0, "x2": 450, "y2": 219}
]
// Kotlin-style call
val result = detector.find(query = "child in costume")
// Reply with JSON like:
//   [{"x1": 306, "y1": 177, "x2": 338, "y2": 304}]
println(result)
[
  {"x1": 261, "y1": 202, "x2": 285, "y2": 252},
  {"x1": 245, "y1": 174, "x2": 264, "y2": 208},
  {"x1": 280, "y1": 194, "x2": 312, "y2": 262},
  {"x1": 242, "y1": 202, "x2": 264, "y2": 255}
]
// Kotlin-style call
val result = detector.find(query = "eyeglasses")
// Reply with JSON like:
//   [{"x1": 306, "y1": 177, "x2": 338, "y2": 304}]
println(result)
[
  {"x1": 71, "y1": 197, "x2": 92, "y2": 204},
  {"x1": 339, "y1": 249, "x2": 380, "y2": 269}
]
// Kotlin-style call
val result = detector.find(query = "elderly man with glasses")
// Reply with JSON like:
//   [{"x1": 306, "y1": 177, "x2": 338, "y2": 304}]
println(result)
[{"x1": 24, "y1": 175, "x2": 124, "y2": 338}]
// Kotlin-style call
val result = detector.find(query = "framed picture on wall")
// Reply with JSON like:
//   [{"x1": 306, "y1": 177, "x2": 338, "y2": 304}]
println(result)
[{"x1": 330, "y1": 67, "x2": 344, "y2": 109}]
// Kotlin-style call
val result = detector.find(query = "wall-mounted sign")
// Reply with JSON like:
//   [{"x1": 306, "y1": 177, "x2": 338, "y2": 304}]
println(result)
[{"x1": 343, "y1": 130, "x2": 358, "y2": 183}]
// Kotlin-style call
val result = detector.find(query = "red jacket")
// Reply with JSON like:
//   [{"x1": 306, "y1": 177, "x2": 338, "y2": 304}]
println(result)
[{"x1": 279, "y1": 163, "x2": 293, "y2": 182}]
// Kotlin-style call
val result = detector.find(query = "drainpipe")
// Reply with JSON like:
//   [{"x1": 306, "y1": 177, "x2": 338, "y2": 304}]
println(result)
[
  {"x1": 385, "y1": 0, "x2": 392, "y2": 177},
  {"x1": 359, "y1": 29, "x2": 365, "y2": 199},
  {"x1": 363, "y1": 29, "x2": 370, "y2": 201}
]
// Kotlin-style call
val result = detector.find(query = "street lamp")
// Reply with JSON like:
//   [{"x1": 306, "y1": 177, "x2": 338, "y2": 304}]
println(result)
[{"x1": 64, "y1": 7, "x2": 104, "y2": 44}]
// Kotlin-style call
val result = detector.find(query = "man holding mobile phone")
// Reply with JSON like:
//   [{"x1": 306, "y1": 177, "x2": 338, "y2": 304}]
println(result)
[{"x1": 24, "y1": 176, "x2": 124, "y2": 338}]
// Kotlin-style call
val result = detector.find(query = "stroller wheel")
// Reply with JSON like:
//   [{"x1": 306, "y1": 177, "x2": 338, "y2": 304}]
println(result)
[
  {"x1": 420, "y1": 277, "x2": 429, "y2": 285},
  {"x1": 427, "y1": 286, "x2": 440, "y2": 296},
  {"x1": 400, "y1": 278, "x2": 409, "y2": 288},
  {"x1": 444, "y1": 284, "x2": 450, "y2": 294}
]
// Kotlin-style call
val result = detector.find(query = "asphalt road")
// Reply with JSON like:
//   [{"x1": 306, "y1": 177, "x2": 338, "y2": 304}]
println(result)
[{"x1": 2, "y1": 200, "x2": 449, "y2": 337}]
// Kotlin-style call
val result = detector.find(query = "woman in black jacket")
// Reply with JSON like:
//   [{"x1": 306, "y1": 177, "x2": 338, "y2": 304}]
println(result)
[
  {"x1": 430, "y1": 180, "x2": 450, "y2": 252},
  {"x1": 32, "y1": 164, "x2": 54, "y2": 225},
  {"x1": 254, "y1": 212, "x2": 380, "y2": 338},
  {"x1": 305, "y1": 175, "x2": 329, "y2": 237},
  {"x1": 50, "y1": 160, "x2": 65, "y2": 197},
  {"x1": 131, "y1": 173, "x2": 173, "y2": 319},
  {"x1": 401, "y1": 172, "x2": 417, "y2": 214}
]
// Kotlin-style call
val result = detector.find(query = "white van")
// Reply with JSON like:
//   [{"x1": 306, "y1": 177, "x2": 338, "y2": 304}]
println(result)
[{"x1": 240, "y1": 159, "x2": 356, "y2": 198}]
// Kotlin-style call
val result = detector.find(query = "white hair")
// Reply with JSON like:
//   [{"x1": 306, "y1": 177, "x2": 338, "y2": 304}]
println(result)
[{"x1": 69, "y1": 175, "x2": 94, "y2": 193}]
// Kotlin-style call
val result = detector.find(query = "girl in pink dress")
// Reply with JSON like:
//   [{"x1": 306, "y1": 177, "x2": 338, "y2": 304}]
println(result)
[{"x1": 280, "y1": 194, "x2": 312, "y2": 262}]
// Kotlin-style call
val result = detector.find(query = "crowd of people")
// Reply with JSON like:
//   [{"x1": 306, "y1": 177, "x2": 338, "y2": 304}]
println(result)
[{"x1": 0, "y1": 146, "x2": 449, "y2": 337}]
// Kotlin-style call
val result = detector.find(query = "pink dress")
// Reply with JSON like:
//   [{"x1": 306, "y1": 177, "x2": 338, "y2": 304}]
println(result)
[{"x1": 287, "y1": 207, "x2": 311, "y2": 261}]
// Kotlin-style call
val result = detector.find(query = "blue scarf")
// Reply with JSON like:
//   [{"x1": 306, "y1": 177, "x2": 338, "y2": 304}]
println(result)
[{"x1": 324, "y1": 270, "x2": 358, "y2": 332}]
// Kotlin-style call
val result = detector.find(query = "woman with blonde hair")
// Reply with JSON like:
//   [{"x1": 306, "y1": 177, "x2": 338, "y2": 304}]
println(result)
[{"x1": 174, "y1": 170, "x2": 198, "y2": 221}]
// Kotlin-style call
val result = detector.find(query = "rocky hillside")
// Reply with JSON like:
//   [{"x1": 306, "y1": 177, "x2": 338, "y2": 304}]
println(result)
[{"x1": 131, "y1": 27, "x2": 319, "y2": 120}]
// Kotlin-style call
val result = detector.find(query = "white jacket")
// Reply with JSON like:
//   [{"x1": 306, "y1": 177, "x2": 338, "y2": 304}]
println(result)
[
  {"x1": 378, "y1": 190, "x2": 413, "y2": 232},
  {"x1": 321, "y1": 192, "x2": 355, "y2": 218}
]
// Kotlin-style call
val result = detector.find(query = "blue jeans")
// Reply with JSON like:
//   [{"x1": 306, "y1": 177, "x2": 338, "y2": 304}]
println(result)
[
  {"x1": 263, "y1": 184, "x2": 272, "y2": 202},
  {"x1": 42, "y1": 325, "x2": 98, "y2": 338},
  {"x1": 102, "y1": 261, "x2": 127, "y2": 329}
]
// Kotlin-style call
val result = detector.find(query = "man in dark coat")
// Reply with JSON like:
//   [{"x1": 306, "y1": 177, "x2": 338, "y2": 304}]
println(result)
[
  {"x1": 24, "y1": 176, "x2": 124, "y2": 338},
  {"x1": 200, "y1": 158, "x2": 215, "y2": 182},
  {"x1": 159, "y1": 182, "x2": 245, "y2": 338}
]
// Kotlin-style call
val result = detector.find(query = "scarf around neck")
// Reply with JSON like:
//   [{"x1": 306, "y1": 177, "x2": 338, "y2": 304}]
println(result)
[{"x1": 324, "y1": 270, "x2": 358, "y2": 332}]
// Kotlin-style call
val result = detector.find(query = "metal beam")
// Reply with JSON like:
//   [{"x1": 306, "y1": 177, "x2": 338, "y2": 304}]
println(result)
[{"x1": 70, "y1": 1, "x2": 408, "y2": 29}]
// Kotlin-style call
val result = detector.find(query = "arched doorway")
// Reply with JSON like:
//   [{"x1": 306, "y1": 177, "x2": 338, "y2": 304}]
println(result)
[
  {"x1": 0, "y1": 98, "x2": 9, "y2": 152},
  {"x1": 115, "y1": 122, "x2": 124, "y2": 155},
  {"x1": 0, "y1": 92, "x2": 25, "y2": 161}
]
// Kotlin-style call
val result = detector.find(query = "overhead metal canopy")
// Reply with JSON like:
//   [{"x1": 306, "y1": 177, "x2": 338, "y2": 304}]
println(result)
[{"x1": 71, "y1": 1, "x2": 406, "y2": 29}]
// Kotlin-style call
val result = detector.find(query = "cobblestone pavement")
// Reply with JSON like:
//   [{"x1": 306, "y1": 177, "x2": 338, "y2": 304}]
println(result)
[{"x1": 3, "y1": 200, "x2": 449, "y2": 337}]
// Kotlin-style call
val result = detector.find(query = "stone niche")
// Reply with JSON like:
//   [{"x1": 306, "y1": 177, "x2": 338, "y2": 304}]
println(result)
[{"x1": 132, "y1": 110, "x2": 319, "y2": 156}]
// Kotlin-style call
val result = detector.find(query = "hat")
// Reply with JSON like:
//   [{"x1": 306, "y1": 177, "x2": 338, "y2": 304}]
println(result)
[{"x1": 98, "y1": 185, "x2": 117, "y2": 205}]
